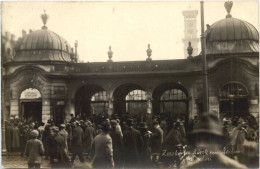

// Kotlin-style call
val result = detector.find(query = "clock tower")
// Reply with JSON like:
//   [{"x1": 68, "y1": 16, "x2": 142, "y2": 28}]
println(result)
[{"x1": 182, "y1": 9, "x2": 199, "y2": 58}]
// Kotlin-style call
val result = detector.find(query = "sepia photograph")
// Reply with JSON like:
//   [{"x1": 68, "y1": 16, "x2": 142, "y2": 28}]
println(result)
[{"x1": 1, "y1": 1, "x2": 259, "y2": 168}]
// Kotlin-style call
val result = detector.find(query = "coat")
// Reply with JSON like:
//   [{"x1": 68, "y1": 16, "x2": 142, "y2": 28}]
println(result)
[
  {"x1": 91, "y1": 132, "x2": 114, "y2": 168},
  {"x1": 12, "y1": 126, "x2": 21, "y2": 148},
  {"x1": 162, "y1": 127, "x2": 181, "y2": 151},
  {"x1": 55, "y1": 133, "x2": 70, "y2": 162},
  {"x1": 25, "y1": 139, "x2": 44, "y2": 164},
  {"x1": 151, "y1": 126, "x2": 163, "y2": 153},
  {"x1": 83, "y1": 126, "x2": 96, "y2": 152},
  {"x1": 123, "y1": 127, "x2": 144, "y2": 166},
  {"x1": 110, "y1": 129, "x2": 123, "y2": 166},
  {"x1": 5, "y1": 125, "x2": 12, "y2": 150},
  {"x1": 72, "y1": 126, "x2": 83, "y2": 153}
]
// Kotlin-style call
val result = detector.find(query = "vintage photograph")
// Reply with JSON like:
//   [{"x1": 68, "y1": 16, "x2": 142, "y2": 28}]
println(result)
[{"x1": 1, "y1": 1, "x2": 259, "y2": 168}]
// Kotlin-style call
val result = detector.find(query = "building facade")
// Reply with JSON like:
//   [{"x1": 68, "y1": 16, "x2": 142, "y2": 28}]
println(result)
[{"x1": 2, "y1": 5, "x2": 259, "y2": 129}]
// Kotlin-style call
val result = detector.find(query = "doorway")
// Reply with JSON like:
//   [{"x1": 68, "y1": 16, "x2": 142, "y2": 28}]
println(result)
[{"x1": 21, "y1": 101, "x2": 42, "y2": 123}]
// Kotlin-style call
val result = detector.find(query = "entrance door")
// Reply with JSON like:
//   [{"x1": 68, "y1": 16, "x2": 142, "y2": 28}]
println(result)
[
  {"x1": 220, "y1": 98, "x2": 248, "y2": 118},
  {"x1": 21, "y1": 101, "x2": 42, "y2": 123},
  {"x1": 53, "y1": 105, "x2": 65, "y2": 125}
]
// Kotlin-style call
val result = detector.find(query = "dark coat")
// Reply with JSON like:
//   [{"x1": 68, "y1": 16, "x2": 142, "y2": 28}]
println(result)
[
  {"x1": 55, "y1": 133, "x2": 70, "y2": 162},
  {"x1": 151, "y1": 127, "x2": 163, "y2": 153},
  {"x1": 12, "y1": 126, "x2": 21, "y2": 148},
  {"x1": 162, "y1": 127, "x2": 181, "y2": 151},
  {"x1": 110, "y1": 129, "x2": 123, "y2": 166},
  {"x1": 5, "y1": 125, "x2": 12, "y2": 151},
  {"x1": 25, "y1": 139, "x2": 44, "y2": 164},
  {"x1": 123, "y1": 127, "x2": 144, "y2": 166},
  {"x1": 72, "y1": 126, "x2": 84, "y2": 153},
  {"x1": 83, "y1": 126, "x2": 96, "y2": 152},
  {"x1": 91, "y1": 132, "x2": 114, "y2": 168}
]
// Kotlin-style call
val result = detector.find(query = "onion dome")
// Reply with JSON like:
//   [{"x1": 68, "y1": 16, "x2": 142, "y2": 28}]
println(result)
[
  {"x1": 206, "y1": 1, "x2": 259, "y2": 55},
  {"x1": 14, "y1": 11, "x2": 73, "y2": 62}
]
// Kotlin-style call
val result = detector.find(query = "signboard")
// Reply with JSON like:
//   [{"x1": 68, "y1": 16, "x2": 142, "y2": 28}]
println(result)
[{"x1": 20, "y1": 88, "x2": 41, "y2": 99}]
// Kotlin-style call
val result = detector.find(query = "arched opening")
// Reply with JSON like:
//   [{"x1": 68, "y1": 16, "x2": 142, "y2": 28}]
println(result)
[
  {"x1": 219, "y1": 82, "x2": 249, "y2": 118},
  {"x1": 20, "y1": 88, "x2": 42, "y2": 123},
  {"x1": 153, "y1": 83, "x2": 189, "y2": 129},
  {"x1": 113, "y1": 84, "x2": 147, "y2": 121},
  {"x1": 74, "y1": 85, "x2": 107, "y2": 120}
]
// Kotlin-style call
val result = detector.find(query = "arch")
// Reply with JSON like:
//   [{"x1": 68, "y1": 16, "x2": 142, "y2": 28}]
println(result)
[
  {"x1": 152, "y1": 82, "x2": 189, "y2": 130},
  {"x1": 74, "y1": 84, "x2": 107, "y2": 119},
  {"x1": 19, "y1": 87, "x2": 43, "y2": 123},
  {"x1": 219, "y1": 81, "x2": 249, "y2": 118},
  {"x1": 113, "y1": 83, "x2": 147, "y2": 119}
]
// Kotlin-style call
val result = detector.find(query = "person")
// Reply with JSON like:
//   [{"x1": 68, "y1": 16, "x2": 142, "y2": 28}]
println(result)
[
  {"x1": 110, "y1": 120, "x2": 123, "y2": 168},
  {"x1": 42, "y1": 124, "x2": 51, "y2": 160},
  {"x1": 20, "y1": 125, "x2": 30, "y2": 156},
  {"x1": 123, "y1": 118, "x2": 144, "y2": 168},
  {"x1": 5, "y1": 121, "x2": 12, "y2": 152},
  {"x1": 185, "y1": 114, "x2": 248, "y2": 169},
  {"x1": 71, "y1": 121, "x2": 85, "y2": 164},
  {"x1": 54, "y1": 127, "x2": 71, "y2": 168},
  {"x1": 12, "y1": 123, "x2": 21, "y2": 151},
  {"x1": 162, "y1": 121, "x2": 182, "y2": 168},
  {"x1": 58, "y1": 124, "x2": 69, "y2": 153},
  {"x1": 90, "y1": 121, "x2": 114, "y2": 168},
  {"x1": 83, "y1": 121, "x2": 96, "y2": 157},
  {"x1": 25, "y1": 130, "x2": 44, "y2": 169},
  {"x1": 151, "y1": 121, "x2": 163, "y2": 161}
]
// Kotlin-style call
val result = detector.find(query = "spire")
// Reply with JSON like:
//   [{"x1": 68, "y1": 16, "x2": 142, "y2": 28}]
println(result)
[
  {"x1": 41, "y1": 10, "x2": 49, "y2": 29},
  {"x1": 146, "y1": 44, "x2": 152, "y2": 61},
  {"x1": 224, "y1": 1, "x2": 233, "y2": 18},
  {"x1": 107, "y1": 46, "x2": 113, "y2": 62}
]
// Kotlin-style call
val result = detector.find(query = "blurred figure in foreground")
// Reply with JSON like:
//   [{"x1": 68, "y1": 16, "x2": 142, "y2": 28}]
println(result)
[{"x1": 185, "y1": 114, "x2": 247, "y2": 169}]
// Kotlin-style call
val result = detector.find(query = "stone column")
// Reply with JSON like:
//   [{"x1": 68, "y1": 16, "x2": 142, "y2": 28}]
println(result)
[
  {"x1": 107, "y1": 97, "x2": 114, "y2": 117},
  {"x1": 249, "y1": 97, "x2": 259, "y2": 121},
  {"x1": 209, "y1": 96, "x2": 220, "y2": 117},
  {"x1": 10, "y1": 99, "x2": 19, "y2": 117},
  {"x1": 188, "y1": 87, "x2": 195, "y2": 119},
  {"x1": 66, "y1": 99, "x2": 75, "y2": 122},
  {"x1": 42, "y1": 99, "x2": 51, "y2": 124}
]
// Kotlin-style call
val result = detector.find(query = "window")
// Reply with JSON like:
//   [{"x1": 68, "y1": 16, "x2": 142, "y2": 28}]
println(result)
[
  {"x1": 161, "y1": 89, "x2": 187, "y2": 101},
  {"x1": 91, "y1": 91, "x2": 108, "y2": 101},
  {"x1": 125, "y1": 90, "x2": 147, "y2": 101},
  {"x1": 219, "y1": 82, "x2": 247, "y2": 99},
  {"x1": 53, "y1": 86, "x2": 65, "y2": 95}
]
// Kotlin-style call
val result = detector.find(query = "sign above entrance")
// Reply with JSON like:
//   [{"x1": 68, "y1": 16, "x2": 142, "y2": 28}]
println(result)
[{"x1": 20, "y1": 88, "x2": 41, "y2": 99}]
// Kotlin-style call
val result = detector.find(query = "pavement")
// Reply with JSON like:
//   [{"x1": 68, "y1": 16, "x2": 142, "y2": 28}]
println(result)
[{"x1": 1, "y1": 152, "x2": 92, "y2": 169}]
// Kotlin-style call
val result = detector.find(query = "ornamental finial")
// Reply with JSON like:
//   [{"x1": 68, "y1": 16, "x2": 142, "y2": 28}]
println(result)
[
  {"x1": 146, "y1": 44, "x2": 152, "y2": 61},
  {"x1": 224, "y1": 1, "x2": 233, "y2": 18},
  {"x1": 41, "y1": 10, "x2": 49, "y2": 29},
  {"x1": 107, "y1": 46, "x2": 113, "y2": 62},
  {"x1": 187, "y1": 41, "x2": 193, "y2": 59}
]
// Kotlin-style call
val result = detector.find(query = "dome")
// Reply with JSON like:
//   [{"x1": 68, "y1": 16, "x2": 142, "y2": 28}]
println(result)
[
  {"x1": 14, "y1": 11, "x2": 73, "y2": 62},
  {"x1": 206, "y1": 2, "x2": 259, "y2": 55}
]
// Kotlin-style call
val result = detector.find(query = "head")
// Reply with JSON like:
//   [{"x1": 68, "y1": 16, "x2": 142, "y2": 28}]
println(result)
[
  {"x1": 30, "y1": 130, "x2": 39, "y2": 139},
  {"x1": 101, "y1": 121, "x2": 111, "y2": 133},
  {"x1": 126, "y1": 119, "x2": 134, "y2": 127}
]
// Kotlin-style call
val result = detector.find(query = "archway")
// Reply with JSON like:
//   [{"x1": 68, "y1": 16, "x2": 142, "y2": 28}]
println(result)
[
  {"x1": 113, "y1": 83, "x2": 147, "y2": 121},
  {"x1": 152, "y1": 83, "x2": 189, "y2": 129},
  {"x1": 74, "y1": 85, "x2": 106, "y2": 120},
  {"x1": 219, "y1": 82, "x2": 248, "y2": 118},
  {"x1": 20, "y1": 88, "x2": 42, "y2": 123}
]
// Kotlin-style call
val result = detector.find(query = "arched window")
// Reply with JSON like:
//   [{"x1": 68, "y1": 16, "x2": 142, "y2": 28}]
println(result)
[
  {"x1": 91, "y1": 91, "x2": 109, "y2": 115},
  {"x1": 161, "y1": 89, "x2": 187, "y2": 101},
  {"x1": 126, "y1": 90, "x2": 147, "y2": 101},
  {"x1": 219, "y1": 82, "x2": 247, "y2": 100},
  {"x1": 91, "y1": 91, "x2": 108, "y2": 101}
]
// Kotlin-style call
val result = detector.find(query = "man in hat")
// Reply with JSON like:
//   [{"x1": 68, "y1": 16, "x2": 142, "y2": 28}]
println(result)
[
  {"x1": 25, "y1": 130, "x2": 44, "y2": 169},
  {"x1": 83, "y1": 120, "x2": 96, "y2": 157},
  {"x1": 59, "y1": 124, "x2": 69, "y2": 153},
  {"x1": 71, "y1": 121, "x2": 85, "y2": 164},
  {"x1": 91, "y1": 121, "x2": 114, "y2": 168},
  {"x1": 110, "y1": 120, "x2": 123, "y2": 167},
  {"x1": 123, "y1": 118, "x2": 144, "y2": 168},
  {"x1": 151, "y1": 121, "x2": 163, "y2": 159},
  {"x1": 185, "y1": 114, "x2": 247, "y2": 169}
]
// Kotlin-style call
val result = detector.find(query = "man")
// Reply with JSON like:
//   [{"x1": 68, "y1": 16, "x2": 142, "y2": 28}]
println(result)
[
  {"x1": 71, "y1": 121, "x2": 85, "y2": 164},
  {"x1": 151, "y1": 121, "x2": 163, "y2": 159},
  {"x1": 59, "y1": 124, "x2": 69, "y2": 152},
  {"x1": 91, "y1": 121, "x2": 114, "y2": 168},
  {"x1": 123, "y1": 118, "x2": 144, "y2": 168},
  {"x1": 110, "y1": 120, "x2": 123, "y2": 168},
  {"x1": 83, "y1": 121, "x2": 96, "y2": 157},
  {"x1": 185, "y1": 114, "x2": 247, "y2": 169},
  {"x1": 25, "y1": 130, "x2": 44, "y2": 169}
]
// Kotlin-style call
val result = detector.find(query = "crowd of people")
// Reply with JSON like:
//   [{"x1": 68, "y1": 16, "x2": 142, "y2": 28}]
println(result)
[{"x1": 4, "y1": 112, "x2": 259, "y2": 169}]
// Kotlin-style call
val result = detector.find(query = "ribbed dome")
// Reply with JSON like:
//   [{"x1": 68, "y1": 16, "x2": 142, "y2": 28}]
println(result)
[
  {"x1": 14, "y1": 28, "x2": 73, "y2": 62},
  {"x1": 206, "y1": 17, "x2": 259, "y2": 54}
]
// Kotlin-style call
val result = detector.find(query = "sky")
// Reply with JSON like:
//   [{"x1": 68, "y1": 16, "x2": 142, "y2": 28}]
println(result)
[{"x1": 2, "y1": 1, "x2": 259, "y2": 62}]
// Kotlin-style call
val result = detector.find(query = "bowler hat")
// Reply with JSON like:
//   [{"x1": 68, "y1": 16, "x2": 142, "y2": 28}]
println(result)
[
  {"x1": 110, "y1": 120, "x2": 117, "y2": 126},
  {"x1": 101, "y1": 121, "x2": 111, "y2": 132},
  {"x1": 60, "y1": 124, "x2": 66, "y2": 128},
  {"x1": 30, "y1": 130, "x2": 39, "y2": 138}
]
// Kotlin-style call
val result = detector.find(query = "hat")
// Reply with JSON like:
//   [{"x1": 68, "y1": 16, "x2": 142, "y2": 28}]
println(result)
[
  {"x1": 126, "y1": 119, "x2": 134, "y2": 126},
  {"x1": 101, "y1": 121, "x2": 111, "y2": 132},
  {"x1": 75, "y1": 121, "x2": 80, "y2": 126},
  {"x1": 60, "y1": 124, "x2": 66, "y2": 128},
  {"x1": 139, "y1": 122, "x2": 148, "y2": 129},
  {"x1": 30, "y1": 130, "x2": 39, "y2": 138},
  {"x1": 110, "y1": 120, "x2": 117, "y2": 126},
  {"x1": 152, "y1": 120, "x2": 159, "y2": 126},
  {"x1": 188, "y1": 114, "x2": 223, "y2": 137}
]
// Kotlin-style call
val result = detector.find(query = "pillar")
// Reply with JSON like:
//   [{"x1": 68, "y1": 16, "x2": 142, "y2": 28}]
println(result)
[
  {"x1": 42, "y1": 99, "x2": 51, "y2": 124},
  {"x1": 249, "y1": 97, "x2": 259, "y2": 121},
  {"x1": 208, "y1": 96, "x2": 220, "y2": 117},
  {"x1": 108, "y1": 97, "x2": 114, "y2": 117},
  {"x1": 10, "y1": 99, "x2": 19, "y2": 117},
  {"x1": 188, "y1": 87, "x2": 195, "y2": 119}
]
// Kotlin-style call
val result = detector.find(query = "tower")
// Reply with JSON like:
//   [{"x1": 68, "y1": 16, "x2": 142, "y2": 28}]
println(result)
[{"x1": 182, "y1": 8, "x2": 199, "y2": 58}]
